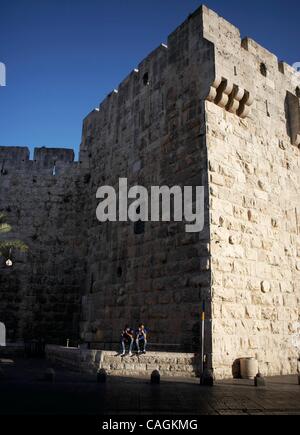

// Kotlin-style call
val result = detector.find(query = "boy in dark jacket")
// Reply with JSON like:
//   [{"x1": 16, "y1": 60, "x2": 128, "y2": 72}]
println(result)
[
  {"x1": 136, "y1": 324, "x2": 147, "y2": 354},
  {"x1": 121, "y1": 325, "x2": 134, "y2": 357}
]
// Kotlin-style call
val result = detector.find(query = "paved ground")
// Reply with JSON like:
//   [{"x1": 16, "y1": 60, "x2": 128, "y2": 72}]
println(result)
[{"x1": 0, "y1": 358, "x2": 300, "y2": 415}]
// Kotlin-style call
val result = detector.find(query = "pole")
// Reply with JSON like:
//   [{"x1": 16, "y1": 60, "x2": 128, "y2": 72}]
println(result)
[{"x1": 201, "y1": 300, "x2": 205, "y2": 376}]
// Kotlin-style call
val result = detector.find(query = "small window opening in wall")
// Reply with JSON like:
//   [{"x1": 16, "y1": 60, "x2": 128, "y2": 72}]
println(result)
[
  {"x1": 260, "y1": 63, "x2": 267, "y2": 77},
  {"x1": 89, "y1": 273, "x2": 94, "y2": 293},
  {"x1": 234, "y1": 66, "x2": 237, "y2": 76},
  {"x1": 117, "y1": 267, "x2": 123, "y2": 278},
  {"x1": 134, "y1": 206, "x2": 145, "y2": 235},
  {"x1": 296, "y1": 86, "x2": 300, "y2": 98},
  {"x1": 266, "y1": 100, "x2": 270, "y2": 117},
  {"x1": 143, "y1": 72, "x2": 149, "y2": 86},
  {"x1": 134, "y1": 220, "x2": 145, "y2": 235},
  {"x1": 52, "y1": 161, "x2": 56, "y2": 176}
]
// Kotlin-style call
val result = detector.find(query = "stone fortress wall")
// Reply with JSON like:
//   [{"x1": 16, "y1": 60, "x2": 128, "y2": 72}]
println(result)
[
  {"x1": 0, "y1": 5, "x2": 299, "y2": 378},
  {"x1": 200, "y1": 7, "x2": 300, "y2": 378},
  {"x1": 78, "y1": 7, "x2": 214, "y2": 352},
  {"x1": 0, "y1": 147, "x2": 88, "y2": 343}
]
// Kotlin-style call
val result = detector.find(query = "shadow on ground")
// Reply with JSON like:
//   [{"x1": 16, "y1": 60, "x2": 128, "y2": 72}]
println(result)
[{"x1": 0, "y1": 358, "x2": 300, "y2": 415}]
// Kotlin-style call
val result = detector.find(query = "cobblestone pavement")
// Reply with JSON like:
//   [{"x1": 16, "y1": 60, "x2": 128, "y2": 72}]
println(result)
[{"x1": 0, "y1": 358, "x2": 299, "y2": 415}]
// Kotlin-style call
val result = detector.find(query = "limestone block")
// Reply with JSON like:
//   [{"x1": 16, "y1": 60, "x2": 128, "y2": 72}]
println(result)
[
  {"x1": 213, "y1": 286, "x2": 236, "y2": 302},
  {"x1": 210, "y1": 173, "x2": 225, "y2": 186},
  {"x1": 245, "y1": 306, "x2": 260, "y2": 320},
  {"x1": 261, "y1": 307, "x2": 277, "y2": 321},
  {"x1": 146, "y1": 364, "x2": 159, "y2": 371},
  {"x1": 280, "y1": 281, "x2": 294, "y2": 294}
]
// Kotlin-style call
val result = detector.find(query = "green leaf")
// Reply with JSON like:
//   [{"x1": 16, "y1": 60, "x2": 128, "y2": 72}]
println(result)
[
  {"x1": 0, "y1": 215, "x2": 28, "y2": 258},
  {"x1": 0, "y1": 223, "x2": 12, "y2": 234},
  {"x1": 0, "y1": 240, "x2": 28, "y2": 252}
]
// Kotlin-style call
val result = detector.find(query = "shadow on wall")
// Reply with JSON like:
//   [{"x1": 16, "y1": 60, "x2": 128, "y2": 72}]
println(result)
[
  {"x1": 285, "y1": 91, "x2": 300, "y2": 146},
  {"x1": 232, "y1": 359, "x2": 241, "y2": 379}
]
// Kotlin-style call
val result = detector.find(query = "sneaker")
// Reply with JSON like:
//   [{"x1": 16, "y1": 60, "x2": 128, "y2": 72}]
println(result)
[
  {"x1": 129, "y1": 352, "x2": 133, "y2": 357},
  {"x1": 120, "y1": 353, "x2": 126, "y2": 357}
]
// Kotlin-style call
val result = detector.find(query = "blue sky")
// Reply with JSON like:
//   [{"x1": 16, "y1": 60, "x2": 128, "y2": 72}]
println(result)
[{"x1": 0, "y1": 0, "x2": 299, "y2": 158}]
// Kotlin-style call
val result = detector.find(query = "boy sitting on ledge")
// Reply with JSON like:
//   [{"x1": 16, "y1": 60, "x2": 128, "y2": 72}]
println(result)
[
  {"x1": 120, "y1": 325, "x2": 134, "y2": 357},
  {"x1": 136, "y1": 324, "x2": 147, "y2": 355}
]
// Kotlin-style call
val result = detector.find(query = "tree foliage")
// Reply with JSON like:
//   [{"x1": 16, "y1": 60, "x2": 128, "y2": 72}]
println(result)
[{"x1": 0, "y1": 213, "x2": 28, "y2": 258}]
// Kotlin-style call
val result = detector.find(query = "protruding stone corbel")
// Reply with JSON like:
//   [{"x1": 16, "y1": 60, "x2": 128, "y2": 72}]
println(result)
[
  {"x1": 206, "y1": 77, "x2": 222, "y2": 103},
  {"x1": 206, "y1": 76, "x2": 254, "y2": 119},
  {"x1": 237, "y1": 91, "x2": 254, "y2": 119},
  {"x1": 226, "y1": 85, "x2": 245, "y2": 114},
  {"x1": 215, "y1": 79, "x2": 234, "y2": 108}
]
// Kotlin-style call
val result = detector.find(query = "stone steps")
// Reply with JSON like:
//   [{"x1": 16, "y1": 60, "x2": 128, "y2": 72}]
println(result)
[{"x1": 46, "y1": 345, "x2": 201, "y2": 378}]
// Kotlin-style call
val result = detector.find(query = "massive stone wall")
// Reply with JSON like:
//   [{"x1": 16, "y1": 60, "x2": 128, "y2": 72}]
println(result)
[
  {"x1": 80, "y1": 5, "x2": 300, "y2": 373},
  {"x1": 0, "y1": 147, "x2": 88, "y2": 343},
  {"x1": 0, "y1": 5, "x2": 299, "y2": 378},
  {"x1": 79, "y1": 8, "x2": 215, "y2": 351},
  {"x1": 202, "y1": 7, "x2": 300, "y2": 378}
]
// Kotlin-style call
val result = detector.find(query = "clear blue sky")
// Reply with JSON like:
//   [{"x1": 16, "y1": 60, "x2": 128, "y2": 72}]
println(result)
[{"x1": 0, "y1": 0, "x2": 299, "y2": 158}]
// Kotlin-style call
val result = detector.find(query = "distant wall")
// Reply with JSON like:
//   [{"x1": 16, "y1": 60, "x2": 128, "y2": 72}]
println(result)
[{"x1": 0, "y1": 147, "x2": 88, "y2": 343}]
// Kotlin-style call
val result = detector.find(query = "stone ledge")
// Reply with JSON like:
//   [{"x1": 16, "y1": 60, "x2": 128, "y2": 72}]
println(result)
[
  {"x1": 0, "y1": 344, "x2": 25, "y2": 357},
  {"x1": 45, "y1": 345, "x2": 201, "y2": 378}
]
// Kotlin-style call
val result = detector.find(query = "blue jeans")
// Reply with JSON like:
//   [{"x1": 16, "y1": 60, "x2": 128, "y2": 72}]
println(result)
[
  {"x1": 121, "y1": 338, "x2": 133, "y2": 354},
  {"x1": 136, "y1": 338, "x2": 147, "y2": 352}
]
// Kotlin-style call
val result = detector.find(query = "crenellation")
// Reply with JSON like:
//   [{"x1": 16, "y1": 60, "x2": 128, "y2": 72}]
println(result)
[
  {"x1": 241, "y1": 37, "x2": 279, "y2": 67},
  {"x1": 0, "y1": 152, "x2": 32, "y2": 176},
  {"x1": 137, "y1": 43, "x2": 168, "y2": 74},
  {"x1": 0, "y1": 147, "x2": 76, "y2": 163},
  {"x1": 33, "y1": 147, "x2": 75, "y2": 165},
  {"x1": 201, "y1": 5, "x2": 241, "y2": 49},
  {"x1": 0, "y1": 146, "x2": 30, "y2": 163}
]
